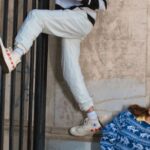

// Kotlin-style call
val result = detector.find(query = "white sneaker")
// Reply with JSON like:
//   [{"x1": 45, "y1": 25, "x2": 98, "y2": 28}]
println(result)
[
  {"x1": 0, "y1": 38, "x2": 21, "y2": 73},
  {"x1": 70, "y1": 118, "x2": 101, "y2": 136}
]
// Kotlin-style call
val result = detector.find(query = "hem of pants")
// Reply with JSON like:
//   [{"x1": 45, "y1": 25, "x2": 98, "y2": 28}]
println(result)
[
  {"x1": 79, "y1": 101, "x2": 94, "y2": 111},
  {"x1": 15, "y1": 39, "x2": 31, "y2": 54}
]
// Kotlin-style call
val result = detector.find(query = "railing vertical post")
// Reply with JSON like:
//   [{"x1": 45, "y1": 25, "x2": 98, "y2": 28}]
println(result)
[
  {"x1": 27, "y1": 0, "x2": 36, "y2": 150},
  {"x1": 9, "y1": 0, "x2": 19, "y2": 150},
  {"x1": 33, "y1": 0, "x2": 49, "y2": 150},
  {"x1": 19, "y1": 0, "x2": 28, "y2": 149},
  {"x1": 0, "y1": 0, "x2": 9, "y2": 150}
]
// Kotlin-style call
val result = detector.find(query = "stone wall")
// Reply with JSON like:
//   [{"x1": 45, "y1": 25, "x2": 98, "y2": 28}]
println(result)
[
  {"x1": 1, "y1": 0, "x2": 150, "y2": 149},
  {"x1": 48, "y1": 0, "x2": 150, "y2": 131}
]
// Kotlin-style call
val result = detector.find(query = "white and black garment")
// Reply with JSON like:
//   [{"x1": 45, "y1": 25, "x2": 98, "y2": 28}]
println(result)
[
  {"x1": 55, "y1": 0, "x2": 107, "y2": 25},
  {"x1": 14, "y1": 9, "x2": 94, "y2": 111},
  {"x1": 55, "y1": 0, "x2": 107, "y2": 10},
  {"x1": 13, "y1": 0, "x2": 107, "y2": 111},
  {"x1": 56, "y1": 0, "x2": 82, "y2": 9}
]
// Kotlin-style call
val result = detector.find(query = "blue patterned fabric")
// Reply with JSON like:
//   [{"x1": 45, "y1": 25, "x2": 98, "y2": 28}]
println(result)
[{"x1": 100, "y1": 110, "x2": 150, "y2": 150}]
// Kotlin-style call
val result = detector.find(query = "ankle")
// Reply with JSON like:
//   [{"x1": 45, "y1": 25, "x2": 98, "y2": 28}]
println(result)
[
  {"x1": 87, "y1": 111, "x2": 98, "y2": 120},
  {"x1": 11, "y1": 51, "x2": 21, "y2": 65},
  {"x1": 14, "y1": 48, "x2": 24, "y2": 58},
  {"x1": 87, "y1": 106, "x2": 94, "y2": 113}
]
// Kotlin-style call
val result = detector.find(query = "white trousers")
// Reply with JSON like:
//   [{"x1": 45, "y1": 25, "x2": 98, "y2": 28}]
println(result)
[{"x1": 15, "y1": 8, "x2": 96, "y2": 111}]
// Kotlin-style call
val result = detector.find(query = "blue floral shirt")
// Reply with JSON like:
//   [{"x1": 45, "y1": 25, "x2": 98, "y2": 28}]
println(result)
[{"x1": 100, "y1": 110, "x2": 150, "y2": 150}]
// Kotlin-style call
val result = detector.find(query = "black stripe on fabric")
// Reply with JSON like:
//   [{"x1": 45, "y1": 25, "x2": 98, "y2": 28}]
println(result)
[
  {"x1": 103, "y1": 0, "x2": 107, "y2": 9},
  {"x1": 89, "y1": 0, "x2": 99, "y2": 10},
  {"x1": 87, "y1": 14, "x2": 95, "y2": 26},
  {"x1": 55, "y1": 4, "x2": 95, "y2": 26},
  {"x1": 55, "y1": 0, "x2": 107, "y2": 10},
  {"x1": 81, "y1": 0, "x2": 99, "y2": 10},
  {"x1": 55, "y1": 4, "x2": 65, "y2": 10}
]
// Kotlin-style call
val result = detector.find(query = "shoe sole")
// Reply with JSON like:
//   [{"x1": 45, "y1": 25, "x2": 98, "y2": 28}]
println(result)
[
  {"x1": 69, "y1": 127, "x2": 101, "y2": 137},
  {"x1": 69, "y1": 131, "x2": 100, "y2": 137},
  {"x1": 0, "y1": 38, "x2": 10, "y2": 73}
]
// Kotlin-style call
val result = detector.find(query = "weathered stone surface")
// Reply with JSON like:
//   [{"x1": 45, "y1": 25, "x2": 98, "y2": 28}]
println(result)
[
  {"x1": 81, "y1": 40, "x2": 146, "y2": 81},
  {"x1": 52, "y1": 0, "x2": 149, "y2": 129},
  {"x1": 147, "y1": 0, "x2": 150, "y2": 77},
  {"x1": 95, "y1": 96, "x2": 149, "y2": 113},
  {"x1": 2, "y1": 0, "x2": 150, "y2": 144},
  {"x1": 87, "y1": 78, "x2": 146, "y2": 101},
  {"x1": 54, "y1": 83, "x2": 75, "y2": 128}
]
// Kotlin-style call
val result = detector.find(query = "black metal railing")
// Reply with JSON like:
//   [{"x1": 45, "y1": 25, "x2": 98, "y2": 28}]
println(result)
[{"x1": 0, "y1": 0, "x2": 49, "y2": 150}]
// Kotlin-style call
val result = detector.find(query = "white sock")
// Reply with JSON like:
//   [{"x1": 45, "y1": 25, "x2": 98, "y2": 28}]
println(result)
[
  {"x1": 14, "y1": 48, "x2": 24, "y2": 57},
  {"x1": 11, "y1": 51, "x2": 21, "y2": 63},
  {"x1": 87, "y1": 111, "x2": 98, "y2": 120}
]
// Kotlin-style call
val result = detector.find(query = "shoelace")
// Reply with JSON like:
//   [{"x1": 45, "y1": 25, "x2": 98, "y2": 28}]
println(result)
[
  {"x1": 6, "y1": 47, "x2": 15, "y2": 69},
  {"x1": 80, "y1": 118, "x2": 92, "y2": 129}
]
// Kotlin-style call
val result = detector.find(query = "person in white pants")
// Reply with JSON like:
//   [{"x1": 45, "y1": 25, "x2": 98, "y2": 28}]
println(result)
[{"x1": 0, "y1": 0, "x2": 107, "y2": 136}]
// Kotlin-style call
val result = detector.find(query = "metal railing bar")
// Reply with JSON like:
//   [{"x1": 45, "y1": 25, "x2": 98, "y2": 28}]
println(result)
[
  {"x1": 33, "y1": 0, "x2": 49, "y2": 149},
  {"x1": 0, "y1": 0, "x2": 9, "y2": 149},
  {"x1": 1, "y1": 1, "x2": 50, "y2": 150},
  {"x1": 9, "y1": 0, "x2": 19, "y2": 150},
  {"x1": 27, "y1": 44, "x2": 35, "y2": 150},
  {"x1": 19, "y1": 0, "x2": 28, "y2": 149},
  {"x1": 33, "y1": 35, "x2": 44, "y2": 150},
  {"x1": 27, "y1": 0, "x2": 36, "y2": 149}
]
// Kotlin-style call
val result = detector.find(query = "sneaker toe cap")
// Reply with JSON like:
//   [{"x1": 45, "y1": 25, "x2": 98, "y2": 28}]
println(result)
[{"x1": 69, "y1": 127, "x2": 79, "y2": 136}]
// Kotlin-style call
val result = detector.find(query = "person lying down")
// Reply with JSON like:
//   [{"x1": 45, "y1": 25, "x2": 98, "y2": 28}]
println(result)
[{"x1": 100, "y1": 105, "x2": 150, "y2": 150}]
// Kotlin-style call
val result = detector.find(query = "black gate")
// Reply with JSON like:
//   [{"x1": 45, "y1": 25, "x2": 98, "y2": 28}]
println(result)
[{"x1": 0, "y1": 0, "x2": 49, "y2": 149}]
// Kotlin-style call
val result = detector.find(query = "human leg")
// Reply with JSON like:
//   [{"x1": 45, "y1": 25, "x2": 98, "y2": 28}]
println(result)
[
  {"x1": 61, "y1": 38, "x2": 94, "y2": 111},
  {"x1": 0, "y1": 8, "x2": 93, "y2": 73},
  {"x1": 15, "y1": 8, "x2": 93, "y2": 52},
  {"x1": 61, "y1": 38, "x2": 101, "y2": 136}
]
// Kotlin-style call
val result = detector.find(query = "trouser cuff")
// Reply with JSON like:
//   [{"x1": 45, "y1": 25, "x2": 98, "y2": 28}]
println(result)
[{"x1": 79, "y1": 101, "x2": 94, "y2": 112}]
